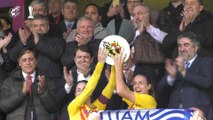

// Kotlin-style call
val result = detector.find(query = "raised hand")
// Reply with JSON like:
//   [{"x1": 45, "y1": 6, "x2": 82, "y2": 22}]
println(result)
[
  {"x1": 32, "y1": 30, "x2": 39, "y2": 45},
  {"x1": 139, "y1": 13, "x2": 150, "y2": 33},
  {"x1": 175, "y1": 56, "x2": 186, "y2": 77},
  {"x1": 190, "y1": 107, "x2": 206, "y2": 120},
  {"x1": 165, "y1": 59, "x2": 177, "y2": 79},
  {"x1": 113, "y1": 52, "x2": 126, "y2": 71},
  {"x1": 98, "y1": 48, "x2": 107, "y2": 64},
  {"x1": 63, "y1": 29, "x2": 72, "y2": 40},
  {"x1": 179, "y1": 9, "x2": 194, "y2": 32},
  {"x1": 107, "y1": 3, "x2": 118, "y2": 17},
  {"x1": 63, "y1": 66, "x2": 74, "y2": 86},
  {"x1": 37, "y1": 75, "x2": 46, "y2": 93},
  {"x1": 18, "y1": 27, "x2": 31, "y2": 45},
  {"x1": 116, "y1": 4, "x2": 125, "y2": 18},
  {"x1": 1, "y1": 33, "x2": 13, "y2": 53},
  {"x1": 22, "y1": 80, "x2": 31, "y2": 95},
  {"x1": 75, "y1": 32, "x2": 88, "y2": 45}
]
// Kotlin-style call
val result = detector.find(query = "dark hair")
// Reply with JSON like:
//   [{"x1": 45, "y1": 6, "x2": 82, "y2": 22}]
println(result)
[
  {"x1": 0, "y1": 16, "x2": 11, "y2": 26},
  {"x1": 32, "y1": 15, "x2": 49, "y2": 23},
  {"x1": 84, "y1": 3, "x2": 101, "y2": 16},
  {"x1": 74, "y1": 80, "x2": 88, "y2": 92},
  {"x1": 74, "y1": 44, "x2": 94, "y2": 58},
  {"x1": 133, "y1": 71, "x2": 156, "y2": 98},
  {"x1": 177, "y1": 32, "x2": 200, "y2": 48},
  {"x1": 18, "y1": 47, "x2": 37, "y2": 61}
]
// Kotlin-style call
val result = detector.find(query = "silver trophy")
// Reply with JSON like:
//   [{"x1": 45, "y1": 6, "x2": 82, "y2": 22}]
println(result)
[{"x1": 28, "y1": 6, "x2": 34, "y2": 19}]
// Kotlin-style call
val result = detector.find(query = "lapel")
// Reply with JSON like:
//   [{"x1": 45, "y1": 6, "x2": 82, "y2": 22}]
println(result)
[{"x1": 188, "y1": 56, "x2": 200, "y2": 71}]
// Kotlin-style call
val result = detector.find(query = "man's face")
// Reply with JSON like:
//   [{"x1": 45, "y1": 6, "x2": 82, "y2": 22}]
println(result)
[
  {"x1": 74, "y1": 49, "x2": 93, "y2": 73},
  {"x1": 132, "y1": 6, "x2": 149, "y2": 29},
  {"x1": 31, "y1": 19, "x2": 49, "y2": 34},
  {"x1": 19, "y1": 51, "x2": 37, "y2": 75},
  {"x1": 48, "y1": 0, "x2": 62, "y2": 14},
  {"x1": 84, "y1": 5, "x2": 101, "y2": 26},
  {"x1": 183, "y1": 0, "x2": 203, "y2": 19},
  {"x1": 127, "y1": 0, "x2": 141, "y2": 16},
  {"x1": 178, "y1": 37, "x2": 198, "y2": 61},
  {"x1": 62, "y1": 2, "x2": 78, "y2": 21},
  {"x1": 76, "y1": 19, "x2": 94, "y2": 41},
  {"x1": 32, "y1": 4, "x2": 46, "y2": 16}
]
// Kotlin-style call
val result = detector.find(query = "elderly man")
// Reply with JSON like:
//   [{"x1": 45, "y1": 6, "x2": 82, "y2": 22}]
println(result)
[
  {"x1": 131, "y1": 4, "x2": 167, "y2": 83},
  {"x1": 61, "y1": 16, "x2": 100, "y2": 69},
  {"x1": 9, "y1": 15, "x2": 65, "y2": 83},
  {"x1": 162, "y1": 0, "x2": 213, "y2": 58},
  {"x1": 158, "y1": 32, "x2": 213, "y2": 120},
  {"x1": 0, "y1": 47, "x2": 58, "y2": 120},
  {"x1": 66, "y1": 3, "x2": 107, "y2": 42}
]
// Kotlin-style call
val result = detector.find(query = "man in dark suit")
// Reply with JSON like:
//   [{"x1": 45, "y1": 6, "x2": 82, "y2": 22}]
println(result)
[
  {"x1": 157, "y1": 32, "x2": 213, "y2": 120},
  {"x1": 58, "y1": 0, "x2": 78, "y2": 41},
  {"x1": 0, "y1": 47, "x2": 57, "y2": 120}
]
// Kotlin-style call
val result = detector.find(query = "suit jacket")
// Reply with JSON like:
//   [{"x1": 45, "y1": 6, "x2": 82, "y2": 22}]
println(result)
[
  {"x1": 0, "y1": 68, "x2": 57, "y2": 120},
  {"x1": 58, "y1": 19, "x2": 77, "y2": 34},
  {"x1": 158, "y1": 56, "x2": 213, "y2": 119}
]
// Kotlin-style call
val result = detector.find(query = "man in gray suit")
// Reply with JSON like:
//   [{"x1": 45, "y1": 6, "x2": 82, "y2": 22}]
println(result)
[{"x1": 158, "y1": 32, "x2": 213, "y2": 120}]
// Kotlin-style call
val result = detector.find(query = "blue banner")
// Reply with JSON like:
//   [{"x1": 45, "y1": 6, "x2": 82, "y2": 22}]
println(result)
[{"x1": 100, "y1": 109, "x2": 194, "y2": 120}]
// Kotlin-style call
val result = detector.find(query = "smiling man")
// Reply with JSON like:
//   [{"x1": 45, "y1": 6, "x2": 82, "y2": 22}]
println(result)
[
  {"x1": 158, "y1": 32, "x2": 213, "y2": 120},
  {"x1": 0, "y1": 47, "x2": 57, "y2": 120},
  {"x1": 61, "y1": 16, "x2": 101, "y2": 69}
]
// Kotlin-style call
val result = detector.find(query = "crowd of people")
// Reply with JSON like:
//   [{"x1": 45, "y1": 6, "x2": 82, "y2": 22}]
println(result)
[{"x1": 0, "y1": 0, "x2": 212, "y2": 120}]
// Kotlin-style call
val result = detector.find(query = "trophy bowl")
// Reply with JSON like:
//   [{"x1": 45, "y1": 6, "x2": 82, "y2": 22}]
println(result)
[{"x1": 99, "y1": 35, "x2": 130, "y2": 65}]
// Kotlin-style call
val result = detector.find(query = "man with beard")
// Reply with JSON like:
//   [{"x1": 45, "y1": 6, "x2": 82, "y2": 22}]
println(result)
[
  {"x1": 157, "y1": 32, "x2": 213, "y2": 120},
  {"x1": 131, "y1": 4, "x2": 166, "y2": 85}
]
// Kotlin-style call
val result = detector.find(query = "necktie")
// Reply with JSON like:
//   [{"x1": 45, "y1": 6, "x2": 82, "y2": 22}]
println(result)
[
  {"x1": 26, "y1": 75, "x2": 34, "y2": 120},
  {"x1": 26, "y1": 75, "x2": 32, "y2": 96},
  {"x1": 185, "y1": 61, "x2": 190, "y2": 70},
  {"x1": 67, "y1": 23, "x2": 72, "y2": 29}
]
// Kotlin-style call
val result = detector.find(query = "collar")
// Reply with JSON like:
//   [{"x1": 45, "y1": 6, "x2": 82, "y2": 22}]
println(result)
[
  {"x1": 185, "y1": 54, "x2": 197, "y2": 67},
  {"x1": 77, "y1": 69, "x2": 91, "y2": 82},
  {"x1": 22, "y1": 71, "x2": 36, "y2": 83},
  {"x1": 65, "y1": 20, "x2": 75, "y2": 26}
]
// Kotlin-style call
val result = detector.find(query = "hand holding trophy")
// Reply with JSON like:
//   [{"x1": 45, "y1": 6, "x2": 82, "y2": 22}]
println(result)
[{"x1": 99, "y1": 35, "x2": 130, "y2": 65}]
